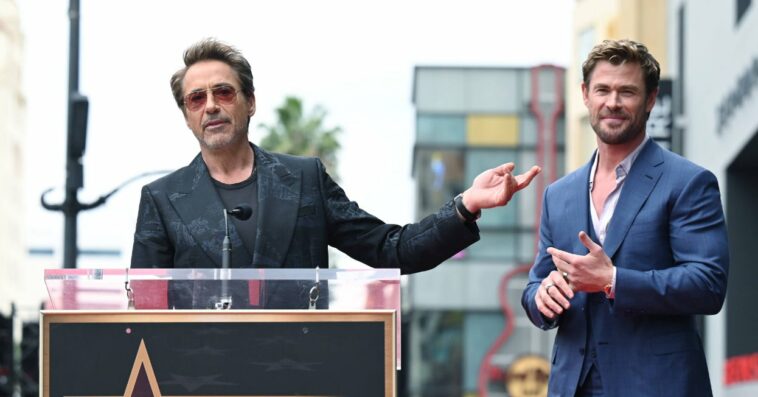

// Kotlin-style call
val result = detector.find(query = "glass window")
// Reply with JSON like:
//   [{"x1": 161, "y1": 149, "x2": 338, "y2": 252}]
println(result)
[
  {"x1": 412, "y1": 311, "x2": 464, "y2": 396},
  {"x1": 537, "y1": 68, "x2": 559, "y2": 102},
  {"x1": 463, "y1": 312, "x2": 507, "y2": 391},
  {"x1": 414, "y1": 149, "x2": 465, "y2": 218},
  {"x1": 556, "y1": 117, "x2": 566, "y2": 146},
  {"x1": 468, "y1": 231, "x2": 516, "y2": 261},
  {"x1": 519, "y1": 69, "x2": 533, "y2": 112},
  {"x1": 520, "y1": 116, "x2": 538, "y2": 146},
  {"x1": 464, "y1": 69, "x2": 520, "y2": 113},
  {"x1": 556, "y1": 151, "x2": 566, "y2": 179},
  {"x1": 417, "y1": 114, "x2": 466, "y2": 145},
  {"x1": 414, "y1": 69, "x2": 466, "y2": 113},
  {"x1": 518, "y1": 230, "x2": 537, "y2": 264},
  {"x1": 577, "y1": 27, "x2": 596, "y2": 82},
  {"x1": 518, "y1": 150, "x2": 538, "y2": 228}
]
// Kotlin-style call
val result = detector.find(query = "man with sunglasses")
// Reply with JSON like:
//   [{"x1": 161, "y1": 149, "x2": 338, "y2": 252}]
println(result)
[{"x1": 130, "y1": 39, "x2": 540, "y2": 307}]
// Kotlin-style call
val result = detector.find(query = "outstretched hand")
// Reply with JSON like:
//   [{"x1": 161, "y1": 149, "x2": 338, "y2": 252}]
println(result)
[{"x1": 462, "y1": 163, "x2": 541, "y2": 213}]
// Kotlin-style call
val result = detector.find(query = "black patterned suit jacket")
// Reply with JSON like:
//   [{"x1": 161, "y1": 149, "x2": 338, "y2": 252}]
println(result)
[{"x1": 131, "y1": 144, "x2": 479, "y2": 307}]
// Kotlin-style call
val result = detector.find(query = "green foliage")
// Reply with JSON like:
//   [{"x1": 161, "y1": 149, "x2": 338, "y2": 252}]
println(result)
[{"x1": 258, "y1": 96, "x2": 341, "y2": 180}]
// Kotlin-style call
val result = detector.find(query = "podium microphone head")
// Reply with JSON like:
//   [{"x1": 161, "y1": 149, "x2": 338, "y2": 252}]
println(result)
[{"x1": 228, "y1": 204, "x2": 252, "y2": 221}]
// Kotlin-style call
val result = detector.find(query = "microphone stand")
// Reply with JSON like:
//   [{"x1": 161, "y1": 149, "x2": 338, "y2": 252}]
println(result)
[
  {"x1": 216, "y1": 211, "x2": 233, "y2": 309},
  {"x1": 215, "y1": 204, "x2": 252, "y2": 309}
]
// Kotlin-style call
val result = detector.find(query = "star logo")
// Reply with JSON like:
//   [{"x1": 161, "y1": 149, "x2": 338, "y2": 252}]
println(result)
[
  {"x1": 248, "y1": 358, "x2": 322, "y2": 372},
  {"x1": 175, "y1": 344, "x2": 230, "y2": 357},
  {"x1": 159, "y1": 374, "x2": 235, "y2": 392},
  {"x1": 122, "y1": 339, "x2": 162, "y2": 397},
  {"x1": 249, "y1": 335, "x2": 297, "y2": 346}
]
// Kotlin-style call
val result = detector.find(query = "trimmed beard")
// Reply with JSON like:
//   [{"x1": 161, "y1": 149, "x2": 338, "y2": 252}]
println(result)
[{"x1": 592, "y1": 111, "x2": 649, "y2": 145}]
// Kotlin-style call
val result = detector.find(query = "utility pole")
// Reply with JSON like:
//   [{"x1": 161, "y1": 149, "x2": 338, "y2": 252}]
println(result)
[
  {"x1": 40, "y1": 0, "x2": 171, "y2": 268},
  {"x1": 63, "y1": 0, "x2": 87, "y2": 269},
  {"x1": 41, "y1": 0, "x2": 91, "y2": 269}
]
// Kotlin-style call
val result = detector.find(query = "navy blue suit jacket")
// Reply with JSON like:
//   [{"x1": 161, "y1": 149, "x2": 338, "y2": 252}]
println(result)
[{"x1": 522, "y1": 140, "x2": 729, "y2": 396}]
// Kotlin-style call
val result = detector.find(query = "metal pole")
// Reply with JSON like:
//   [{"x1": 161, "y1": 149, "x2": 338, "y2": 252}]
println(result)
[
  {"x1": 63, "y1": 0, "x2": 81, "y2": 268},
  {"x1": 9, "y1": 303, "x2": 16, "y2": 394}
]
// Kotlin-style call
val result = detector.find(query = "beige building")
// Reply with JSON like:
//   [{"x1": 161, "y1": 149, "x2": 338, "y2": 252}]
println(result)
[
  {"x1": 0, "y1": 0, "x2": 25, "y2": 314},
  {"x1": 567, "y1": 0, "x2": 669, "y2": 170}
]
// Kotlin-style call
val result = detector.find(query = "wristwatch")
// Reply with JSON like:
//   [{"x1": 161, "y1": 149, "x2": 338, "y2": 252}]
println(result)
[
  {"x1": 603, "y1": 283, "x2": 613, "y2": 298},
  {"x1": 454, "y1": 194, "x2": 481, "y2": 223},
  {"x1": 603, "y1": 267, "x2": 616, "y2": 299}
]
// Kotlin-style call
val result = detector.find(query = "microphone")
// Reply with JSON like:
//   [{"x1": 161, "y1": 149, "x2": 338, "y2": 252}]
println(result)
[
  {"x1": 218, "y1": 204, "x2": 253, "y2": 309},
  {"x1": 228, "y1": 204, "x2": 252, "y2": 221},
  {"x1": 222, "y1": 204, "x2": 253, "y2": 269}
]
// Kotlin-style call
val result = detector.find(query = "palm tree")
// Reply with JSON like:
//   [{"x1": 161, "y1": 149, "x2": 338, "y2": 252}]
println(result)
[{"x1": 258, "y1": 96, "x2": 341, "y2": 179}]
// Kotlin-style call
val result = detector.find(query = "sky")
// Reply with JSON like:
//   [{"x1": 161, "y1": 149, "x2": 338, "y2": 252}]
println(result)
[{"x1": 18, "y1": 0, "x2": 574, "y2": 267}]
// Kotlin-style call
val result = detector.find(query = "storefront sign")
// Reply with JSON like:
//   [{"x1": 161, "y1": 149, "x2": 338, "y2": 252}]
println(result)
[{"x1": 717, "y1": 57, "x2": 758, "y2": 134}]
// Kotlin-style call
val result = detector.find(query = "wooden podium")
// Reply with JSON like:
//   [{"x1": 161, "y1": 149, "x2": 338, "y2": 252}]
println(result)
[{"x1": 42, "y1": 268, "x2": 401, "y2": 397}]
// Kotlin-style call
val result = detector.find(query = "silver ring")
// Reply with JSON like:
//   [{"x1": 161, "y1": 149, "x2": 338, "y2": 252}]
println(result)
[
  {"x1": 562, "y1": 271, "x2": 569, "y2": 281},
  {"x1": 545, "y1": 282, "x2": 556, "y2": 294}
]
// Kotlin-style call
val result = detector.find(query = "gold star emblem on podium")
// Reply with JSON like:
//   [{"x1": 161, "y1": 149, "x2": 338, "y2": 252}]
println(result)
[{"x1": 123, "y1": 339, "x2": 162, "y2": 397}]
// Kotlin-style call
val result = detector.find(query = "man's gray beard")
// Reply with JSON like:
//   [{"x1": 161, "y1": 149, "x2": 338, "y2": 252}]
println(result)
[{"x1": 198, "y1": 129, "x2": 247, "y2": 150}]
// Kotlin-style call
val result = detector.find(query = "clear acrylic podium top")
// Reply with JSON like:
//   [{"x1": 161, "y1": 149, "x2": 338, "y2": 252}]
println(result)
[
  {"x1": 44, "y1": 267, "x2": 400, "y2": 311},
  {"x1": 45, "y1": 267, "x2": 402, "y2": 367}
]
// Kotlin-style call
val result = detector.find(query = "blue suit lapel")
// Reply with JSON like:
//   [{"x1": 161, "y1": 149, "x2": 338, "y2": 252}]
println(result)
[
  {"x1": 558, "y1": 153, "x2": 595, "y2": 255},
  {"x1": 577, "y1": 154, "x2": 595, "y2": 251},
  {"x1": 168, "y1": 154, "x2": 226, "y2": 268},
  {"x1": 602, "y1": 139, "x2": 664, "y2": 259},
  {"x1": 252, "y1": 146, "x2": 302, "y2": 268}
]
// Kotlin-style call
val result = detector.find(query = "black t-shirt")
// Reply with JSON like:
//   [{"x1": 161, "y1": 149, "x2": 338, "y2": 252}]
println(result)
[{"x1": 212, "y1": 166, "x2": 258, "y2": 259}]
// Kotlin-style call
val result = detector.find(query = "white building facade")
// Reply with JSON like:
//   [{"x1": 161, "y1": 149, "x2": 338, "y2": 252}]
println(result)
[{"x1": 666, "y1": 1, "x2": 758, "y2": 396}]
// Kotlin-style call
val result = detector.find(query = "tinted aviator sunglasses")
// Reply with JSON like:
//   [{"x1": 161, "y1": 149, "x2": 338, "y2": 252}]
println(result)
[{"x1": 183, "y1": 85, "x2": 239, "y2": 111}]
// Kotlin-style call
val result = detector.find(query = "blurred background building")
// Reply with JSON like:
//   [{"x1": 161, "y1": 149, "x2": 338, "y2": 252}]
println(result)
[{"x1": 409, "y1": 65, "x2": 565, "y2": 396}]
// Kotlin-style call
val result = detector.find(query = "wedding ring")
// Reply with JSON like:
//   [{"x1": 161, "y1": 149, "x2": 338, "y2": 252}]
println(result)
[
  {"x1": 562, "y1": 271, "x2": 569, "y2": 282},
  {"x1": 545, "y1": 282, "x2": 556, "y2": 294}
]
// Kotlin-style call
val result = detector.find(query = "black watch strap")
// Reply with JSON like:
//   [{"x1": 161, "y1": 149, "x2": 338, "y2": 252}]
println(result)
[{"x1": 454, "y1": 194, "x2": 480, "y2": 223}]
